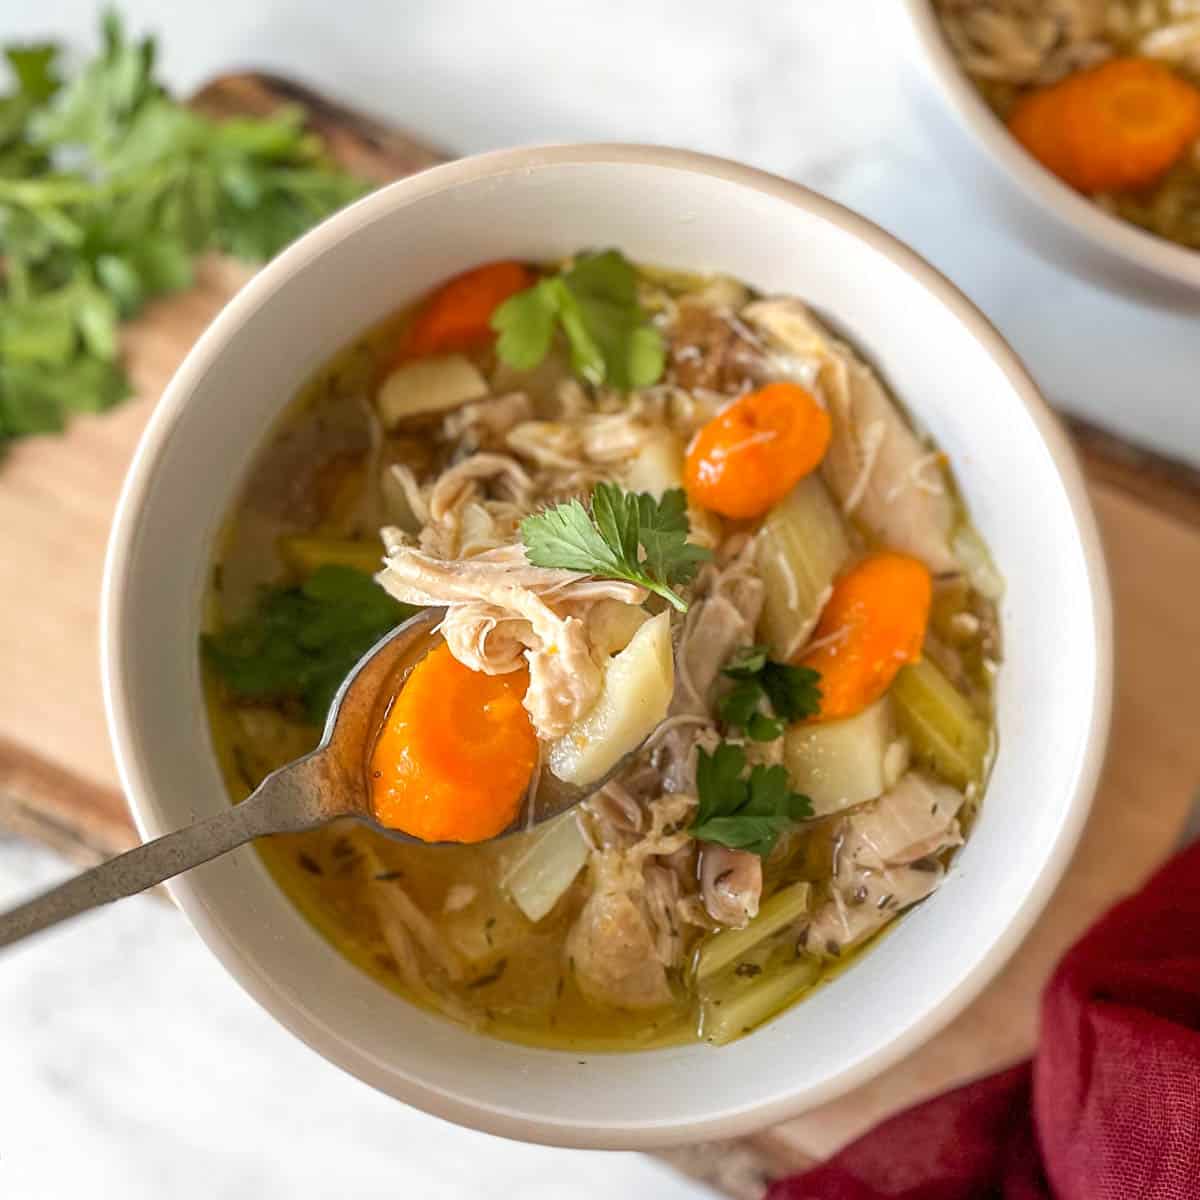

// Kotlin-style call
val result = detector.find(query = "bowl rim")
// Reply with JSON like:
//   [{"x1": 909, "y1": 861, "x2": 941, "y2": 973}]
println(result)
[
  {"x1": 899, "y1": 0, "x2": 1200, "y2": 294},
  {"x1": 100, "y1": 142, "x2": 1113, "y2": 1148}
]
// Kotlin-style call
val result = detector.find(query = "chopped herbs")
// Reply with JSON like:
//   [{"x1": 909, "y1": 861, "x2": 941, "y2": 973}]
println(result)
[
  {"x1": 717, "y1": 643, "x2": 821, "y2": 736},
  {"x1": 689, "y1": 742, "x2": 812, "y2": 859},
  {"x1": 202, "y1": 565, "x2": 414, "y2": 723},
  {"x1": 0, "y1": 12, "x2": 365, "y2": 447},
  {"x1": 521, "y1": 482, "x2": 710, "y2": 612},
  {"x1": 491, "y1": 250, "x2": 665, "y2": 390}
]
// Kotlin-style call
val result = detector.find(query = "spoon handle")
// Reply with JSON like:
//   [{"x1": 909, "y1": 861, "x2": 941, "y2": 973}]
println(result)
[{"x1": 0, "y1": 755, "x2": 327, "y2": 951}]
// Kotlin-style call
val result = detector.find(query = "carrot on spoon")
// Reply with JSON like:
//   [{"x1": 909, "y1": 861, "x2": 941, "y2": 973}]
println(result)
[
  {"x1": 798, "y1": 551, "x2": 932, "y2": 722},
  {"x1": 1009, "y1": 57, "x2": 1200, "y2": 194},
  {"x1": 684, "y1": 382, "x2": 832, "y2": 520},
  {"x1": 369, "y1": 643, "x2": 538, "y2": 843},
  {"x1": 395, "y1": 260, "x2": 536, "y2": 361}
]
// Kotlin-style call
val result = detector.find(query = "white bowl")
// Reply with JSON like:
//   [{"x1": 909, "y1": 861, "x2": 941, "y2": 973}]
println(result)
[
  {"x1": 899, "y1": 0, "x2": 1200, "y2": 306},
  {"x1": 101, "y1": 144, "x2": 1111, "y2": 1149}
]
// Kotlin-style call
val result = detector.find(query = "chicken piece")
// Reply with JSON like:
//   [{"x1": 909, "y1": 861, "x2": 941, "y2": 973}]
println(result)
[
  {"x1": 935, "y1": 0, "x2": 1109, "y2": 88},
  {"x1": 800, "y1": 771, "x2": 964, "y2": 958},
  {"x1": 667, "y1": 301, "x2": 763, "y2": 392},
  {"x1": 442, "y1": 391, "x2": 534, "y2": 450},
  {"x1": 743, "y1": 299, "x2": 958, "y2": 574},
  {"x1": 376, "y1": 539, "x2": 646, "y2": 738},
  {"x1": 700, "y1": 846, "x2": 763, "y2": 929},
  {"x1": 672, "y1": 534, "x2": 764, "y2": 717},
  {"x1": 566, "y1": 853, "x2": 673, "y2": 1009}
]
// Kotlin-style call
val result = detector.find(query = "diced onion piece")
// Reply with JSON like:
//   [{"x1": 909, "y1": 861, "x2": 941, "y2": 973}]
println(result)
[
  {"x1": 501, "y1": 812, "x2": 591, "y2": 923},
  {"x1": 755, "y1": 475, "x2": 851, "y2": 660},
  {"x1": 622, "y1": 431, "x2": 685, "y2": 499},
  {"x1": 376, "y1": 354, "x2": 488, "y2": 429},
  {"x1": 695, "y1": 880, "x2": 812, "y2": 983},
  {"x1": 700, "y1": 957, "x2": 821, "y2": 1046},
  {"x1": 783, "y1": 697, "x2": 894, "y2": 816},
  {"x1": 547, "y1": 611, "x2": 673, "y2": 786},
  {"x1": 892, "y1": 658, "x2": 990, "y2": 788}
]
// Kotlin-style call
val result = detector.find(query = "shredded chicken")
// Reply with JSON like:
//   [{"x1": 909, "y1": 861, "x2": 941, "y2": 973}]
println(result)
[
  {"x1": 744, "y1": 299, "x2": 959, "y2": 574},
  {"x1": 567, "y1": 851, "x2": 674, "y2": 1009},
  {"x1": 934, "y1": 0, "x2": 1109, "y2": 87},
  {"x1": 800, "y1": 772, "x2": 965, "y2": 958},
  {"x1": 377, "y1": 538, "x2": 645, "y2": 738},
  {"x1": 700, "y1": 846, "x2": 763, "y2": 929}
]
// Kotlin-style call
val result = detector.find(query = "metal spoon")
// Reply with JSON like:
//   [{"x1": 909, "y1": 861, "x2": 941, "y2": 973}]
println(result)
[{"x1": 0, "y1": 607, "x2": 641, "y2": 951}]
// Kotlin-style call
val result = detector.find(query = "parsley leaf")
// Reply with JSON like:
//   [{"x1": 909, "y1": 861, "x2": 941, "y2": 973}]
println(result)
[
  {"x1": 717, "y1": 644, "x2": 822, "y2": 736},
  {"x1": 689, "y1": 743, "x2": 812, "y2": 858},
  {"x1": 202, "y1": 565, "x2": 415, "y2": 724},
  {"x1": 0, "y1": 11, "x2": 366, "y2": 450},
  {"x1": 491, "y1": 250, "x2": 665, "y2": 390},
  {"x1": 521, "y1": 482, "x2": 710, "y2": 612}
]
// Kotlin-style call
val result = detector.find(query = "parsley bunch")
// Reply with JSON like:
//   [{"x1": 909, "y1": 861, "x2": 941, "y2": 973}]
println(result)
[
  {"x1": 718, "y1": 645, "x2": 822, "y2": 741},
  {"x1": 689, "y1": 743, "x2": 812, "y2": 859},
  {"x1": 202, "y1": 565, "x2": 414, "y2": 724},
  {"x1": 491, "y1": 249, "x2": 665, "y2": 390},
  {"x1": 0, "y1": 12, "x2": 366, "y2": 445},
  {"x1": 521, "y1": 482, "x2": 710, "y2": 612}
]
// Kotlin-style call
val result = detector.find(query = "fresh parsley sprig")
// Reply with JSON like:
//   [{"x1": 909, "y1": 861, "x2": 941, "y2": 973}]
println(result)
[
  {"x1": 491, "y1": 249, "x2": 665, "y2": 390},
  {"x1": 520, "y1": 482, "x2": 710, "y2": 612},
  {"x1": 0, "y1": 12, "x2": 366, "y2": 446},
  {"x1": 718, "y1": 644, "x2": 822, "y2": 740},
  {"x1": 689, "y1": 742, "x2": 813, "y2": 859},
  {"x1": 202, "y1": 565, "x2": 414, "y2": 724}
]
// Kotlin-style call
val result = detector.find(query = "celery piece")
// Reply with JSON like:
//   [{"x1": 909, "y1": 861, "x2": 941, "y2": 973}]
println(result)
[
  {"x1": 501, "y1": 812, "x2": 591, "y2": 924},
  {"x1": 695, "y1": 880, "x2": 811, "y2": 983},
  {"x1": 700, "y1": 956, "x2": 821, "y2": 1045},
  {"x1": 278, "y1": 536, "x2": 385, "y2": 578},
  {"x1": 892, "y1": 658, "x2": 990, "y2": 788},
  {"x1": 784, "y1": 696, "x2": 894, "y2": 816},
  {"x1": 755, "y1": 474, "x2": 851, "y2": 660}
]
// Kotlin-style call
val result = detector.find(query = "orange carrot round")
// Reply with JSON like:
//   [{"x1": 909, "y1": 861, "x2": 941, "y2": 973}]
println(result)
[
  {"x1": 1009, "y1": 58, "x2": 1200, "y2": 194},
  {"x1": 369, "y1": 643, "x2": 538, "y2": 843},
  {"x1": 799, "y1": 552, "x2": 932, "y2": 722},
  {"x1": 396, "y1": 260, "x2": 536, "y2": 361},
  {"x1": 684, "y1": 382, "x2": 832, "y2": 520}
]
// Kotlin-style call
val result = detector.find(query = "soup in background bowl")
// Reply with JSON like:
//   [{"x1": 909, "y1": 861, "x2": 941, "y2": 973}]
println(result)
[
  {"x1": 901, "y1": 0, "x2": 1200, "y2": 301},
  {"x1": 102, "y1": 145, "x2": 1110, "y2": 1147}
]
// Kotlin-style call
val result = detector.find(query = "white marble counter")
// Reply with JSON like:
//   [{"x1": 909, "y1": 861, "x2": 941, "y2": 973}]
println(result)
[
  {"x1": 0, "y1": 838, "x2": 711, "y2": 1200},
  {"x1": 2, "y1": 3, "x2": 1197, "y2": 1197}
]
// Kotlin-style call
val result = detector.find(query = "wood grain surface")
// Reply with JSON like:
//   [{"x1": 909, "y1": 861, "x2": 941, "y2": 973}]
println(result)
[{"x1": 2, "y1": 72, "x2": 1199, "y2": 1197}]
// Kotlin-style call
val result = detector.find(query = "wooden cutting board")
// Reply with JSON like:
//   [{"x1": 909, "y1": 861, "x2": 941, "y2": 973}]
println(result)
[{"x1": 3, "y1": 74, "x2": 1199, "y2": 1199}]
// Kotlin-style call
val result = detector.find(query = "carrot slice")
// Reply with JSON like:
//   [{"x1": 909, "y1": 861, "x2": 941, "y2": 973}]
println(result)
[
  {"x1": 684, "y1": 382, "x2": 832, "y2": 520},
  {"x1": 1009, "y1": 58, "x2": 1200, "y2": 194},
  {"x1": 369, "y1": 643, "x2": 538, "y2": 843},
  {"x1": 798, "y1": 552, "x2": 932, "y2": 723},
  {"x1": 396, "y1": 260, "x2": 536, "y2": 361}
]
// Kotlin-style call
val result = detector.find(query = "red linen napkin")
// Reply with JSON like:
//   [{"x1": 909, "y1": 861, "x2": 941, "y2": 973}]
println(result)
[{"x1": 768, "y1": 840, "x2": 1200, "y2": 1200}]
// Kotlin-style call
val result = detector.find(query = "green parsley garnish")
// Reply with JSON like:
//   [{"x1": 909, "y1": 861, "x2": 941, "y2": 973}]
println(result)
[
  {"x1": 202, "y1": 565, "x2": 414, "y2": 724},
  {"x1": 490, "y1": 249, "x2": 665, "y2": 390},
  {"x1": 0, "y1": 12, "x2": 366, "y2": 446},
  {"x1": 689, "y1": 742, "x2": 813, "y2": 859},
  {"x1": 717, "y1": 644, "x2": 822, "y2": 739},
  {"x1": 520, "y1": 482, "x2": 710, "y2": 612}
]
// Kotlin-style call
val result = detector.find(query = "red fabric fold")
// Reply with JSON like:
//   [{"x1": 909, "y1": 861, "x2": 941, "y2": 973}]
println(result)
[{"x1": 769, "y1": 841, "x2": 1200, "y2": 1200}]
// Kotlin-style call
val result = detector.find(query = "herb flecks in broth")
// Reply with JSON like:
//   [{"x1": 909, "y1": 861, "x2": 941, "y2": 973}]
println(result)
[{"x1": 202, "y1": 255, "x2": 1002, "y2": 1050}]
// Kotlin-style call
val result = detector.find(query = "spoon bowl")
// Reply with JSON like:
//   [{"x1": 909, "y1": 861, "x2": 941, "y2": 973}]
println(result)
[{"x1": 0, "y1": 605, "x2": 650, "y2": 950}]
